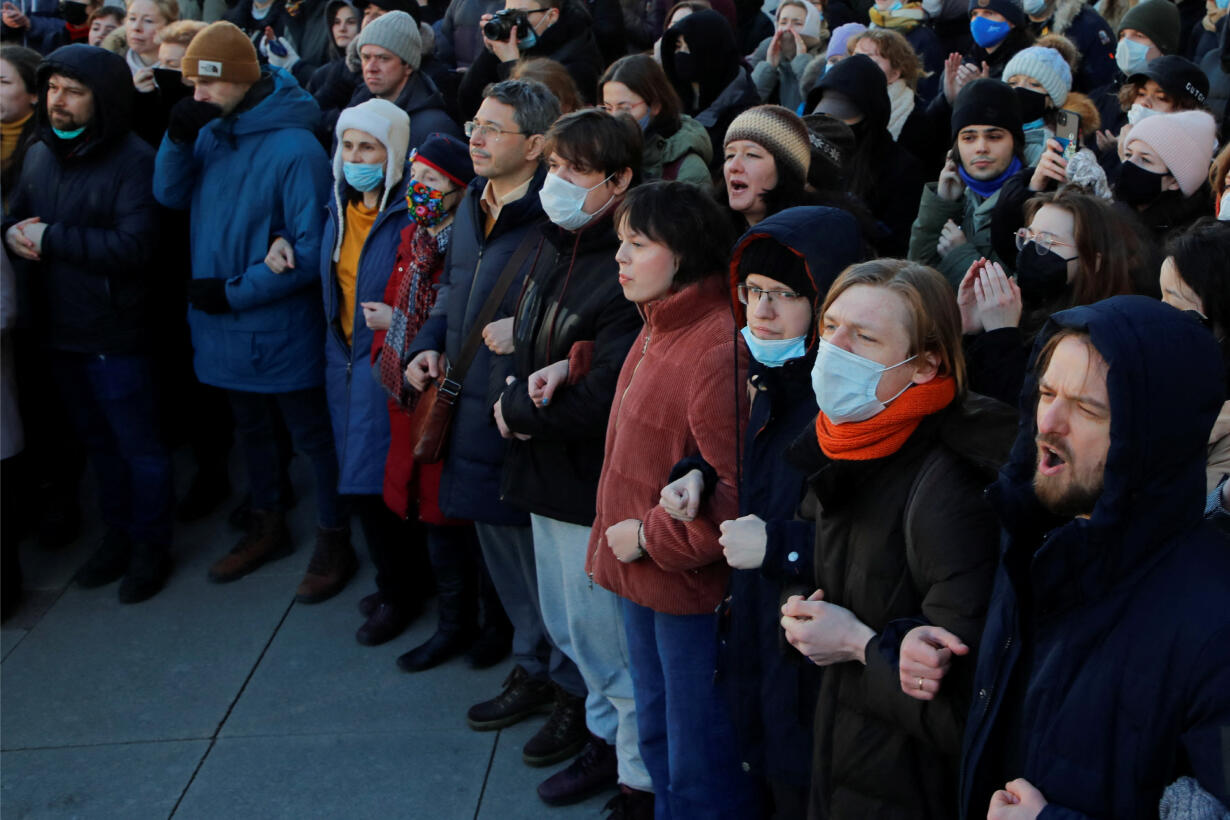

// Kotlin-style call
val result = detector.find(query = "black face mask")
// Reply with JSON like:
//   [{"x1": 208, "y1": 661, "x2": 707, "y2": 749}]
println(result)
[
  {"x1": 1115, "y1": 161, "x2": 1166, "y2": 207},
  {"x1": 61, "y1": 0, "x2": 88, "y2": 24},
  {"x1": 1013, "y1": 86, "x2": 1047, "y2": 124},
  {"x1": 1015, "y1": 243, "x2": 1071, "y2": 303},
  {"x1": 673, "y1": 52, "x2": 699, "y2": 84}
]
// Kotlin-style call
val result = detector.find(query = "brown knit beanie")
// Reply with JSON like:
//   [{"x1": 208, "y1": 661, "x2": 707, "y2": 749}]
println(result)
[
  {"x1": 181, "y1": 21, "x2": 260, "y2": 83},
  {"x1": 724, "y1": 105, "x2": 812, "y2": 182}
]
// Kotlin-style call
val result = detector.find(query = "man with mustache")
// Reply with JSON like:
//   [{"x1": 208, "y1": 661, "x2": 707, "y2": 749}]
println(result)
[{"x1": 897, "y1": 296, "x2": 1230, "y2": 818}]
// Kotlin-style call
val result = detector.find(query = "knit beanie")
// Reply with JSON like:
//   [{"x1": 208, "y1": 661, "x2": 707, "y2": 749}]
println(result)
[
  {"x1": 1003, "y1": 46, "x2": 1072, "y2": 107},
  {"x1": 412, "y1": 132, "x2": 475, "y2": 188},
  {"x1": 951, "y1": 78, "x2": 1024, "y2": 149},
  {"x1": 725, "y1": 105, "x2": 812, "y2": 182},
  {"x1": 334, "y1": 98, "x2": 411, "y2": 211},
  {"x1": 181, "y1": 21, "x2": 260, "y2": 83},
  {"x1": 1124, "y1": 110, "x2": 1217, "y2": 197},
  {"x1": 1118, "y1": 0, "x2": 1180, "y2": 55},
  {"x1": 354, "y1": 9, "x2": 421, "y2": 70},
  {"x1": 968, "y1": 0, "x2": 1025, "y2": 28},
  {"x1": 737, "y1": 238, "x2": 814, "y2": 301},
  {"x1": 825, "y1": 23, "x2": 866, "y2": 60},
  {"x1": 1128, "y1": 55, "x2": 1209, "y2": 106}
]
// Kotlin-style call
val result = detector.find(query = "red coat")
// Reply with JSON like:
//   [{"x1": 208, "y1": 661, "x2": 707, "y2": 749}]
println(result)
[{"x1": 586, "y1": 276, "x2": 748, "y2": 615}]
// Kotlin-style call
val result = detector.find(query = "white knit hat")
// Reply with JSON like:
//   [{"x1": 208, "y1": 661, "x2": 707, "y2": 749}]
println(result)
[
  {"x1": 331, "y1": 99, "x2": 412, "y2": 258},
  {"x1": 354, "y1": 10, "x2": 421, "y2": 70},
  {"x1": 1126, "y1": 110, "x2": 1218, "y2": 198},
  {"x1": 1003, "y1": 46, "x2": 1072, "y2": 108}
]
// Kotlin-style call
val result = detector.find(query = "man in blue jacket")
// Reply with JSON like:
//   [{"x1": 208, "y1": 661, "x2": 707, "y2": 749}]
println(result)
[
  {"x1": 899, "y1": 296, "x2": 1230, "y2": 818},
  {"x1": 153, "y1": 21, "x2": 341, "y2": 594},
  {"x1": 4, "y1": 44, "x2": 173, "y2": 604}
]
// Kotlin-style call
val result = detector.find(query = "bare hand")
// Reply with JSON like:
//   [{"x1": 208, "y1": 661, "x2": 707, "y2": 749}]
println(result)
[
  {"x1": 957, "y1": 259, "x2": 986, "y2": 335},
  {"x1": 781, "y1": 590, "x2": 876, "y2": 666},
  {"x1": 493, "y1": 395, "x2": 513, "y2": 438},
  {"x1": 941, "y1": 52, "x2": 963, "y2": 104},
  {"x1": 605, "y1": 518, "x2": 644, "y2": 563},
  {"x1": 973, "y1": 260, "x2": 1022, "y2": 331},
  {"x1": 766, "y1": 28, "x2": 783, "y2": 68},
  {"x1": 790, "y1": 29, "x2": 807, "y2": 61},
  {"x1": 898, "y1": 625, "x2": 969, "y2": 701},
  {"x1": 482, "y1": 316, "x2": 514, "y2": 355},
  {"x1": 659, "y1": 468, "x2": 703, "y2": 522},
  {"x1": 265, "y1": 236, "x2": 296, "y2": 273},
  {"x1": 480, "y1": 12, "x2": 520, "y2": 61},
  {"x1": 405, "y1": 350, "x2": 441, "y2": 392},
  {"x1": 952, "y1": 60, "x2": 987, "y2": 99},
  {"x1": 361, "y1": 301, "x2": 392, "y2": 331},
  {"x1": 133, "y1": 67, "x2": 156, "y2": 93},
  {"x1": 527, "y1": 359, "x2": 568, "y2": 407},
  {"x1": 1028, "y1": 139, "x2": 1068, "y2": 192},
  {"x1": 937, "y1": 218, "x2": 967, "y2": 257},
  {"x1": 937, "y1": 157, "x2": 965, "y2": 202},
  {"x1": 2, "y1": 2, "x2": 30, "y2": 28},
  {"x1": 987, "y1": 779, "x2": 1048, "y2": 820},
  {"x1": 719, "y1": 514, "x2": 767, "y2": 569},
  {"x1": 5, "y1": 217, "x2": 42, "y2": 261}
]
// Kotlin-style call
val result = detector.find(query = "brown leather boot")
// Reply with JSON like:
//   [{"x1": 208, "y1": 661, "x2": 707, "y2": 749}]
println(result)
[
  {"x1": 294, "y1": 526, "x2": 358, "y2": 604},
  {"x1": 208, "y1": 509, "x2": 292, "y2": 583}
]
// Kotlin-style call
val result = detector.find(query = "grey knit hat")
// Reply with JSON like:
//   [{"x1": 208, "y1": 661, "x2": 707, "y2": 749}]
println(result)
[
  {"x1": 354, "y1": 10, "x2": 421, "y2": 70},
  {"x1": 1003, "y1": 46, "x2": 1072, "y2": 107}
]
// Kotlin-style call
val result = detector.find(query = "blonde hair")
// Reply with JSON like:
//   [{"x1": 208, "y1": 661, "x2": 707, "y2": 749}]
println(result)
[
  {"x1": 155, "y1": 18, "x2": 204, "y2": 46},
  {"x1": 848, "y1": 28, "x2": 926, "y2": 91},
  {"x1": 127, "y1": 0, "x2": 179, "y2": 24}
]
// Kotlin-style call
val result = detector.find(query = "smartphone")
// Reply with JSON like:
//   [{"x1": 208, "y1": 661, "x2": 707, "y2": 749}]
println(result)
[{"x1": 1054, "y1": 109, "x2": 1081, "y2": 160}]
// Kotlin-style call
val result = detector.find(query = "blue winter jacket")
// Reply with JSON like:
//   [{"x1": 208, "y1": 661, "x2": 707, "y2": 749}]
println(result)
[
  {"x1": 153, "y1": 67, "x2": 332, "y2": 393},
  {"x1": 405, "y1": 166, "x2": 548, "y2": 525},
  {"x1": 320, "y1": 169, "x2": 410, "y2": 495},
  {"x1": 960, "y1": 296, "x2": 1230, "y2": 820}
]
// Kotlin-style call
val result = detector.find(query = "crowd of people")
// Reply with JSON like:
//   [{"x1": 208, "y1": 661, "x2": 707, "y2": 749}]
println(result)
[{"x1": 2, "y1": 0, "x2": 1230, "y2": 814}]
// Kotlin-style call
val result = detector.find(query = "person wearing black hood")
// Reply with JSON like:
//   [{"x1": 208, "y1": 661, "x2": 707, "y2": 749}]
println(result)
[
  {"x1": 457, "y1": 0, "x2": 603, "y2": 121},
  {"x1": 660, "y1": 8, "x2": 759, "y2": 162},
  {"x1": 810, "y1": 52, "x2": 928, "y2": 256},
  {"x1": 910, "y1": 78, "x2": 1024, "y2": 285},
  {"x1": 658, "y1": 206, "x2": 865, "y2": 820},
  {"x1": 2, "y1": 44, "x2": 173, "y2": 604},
  {"x1": 305, "y1": 0, "x2": 360, "y2": 107}
]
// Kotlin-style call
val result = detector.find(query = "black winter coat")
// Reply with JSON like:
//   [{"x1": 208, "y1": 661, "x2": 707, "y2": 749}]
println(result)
[
  {"x1": 494, "y1": 213, "x2": 642, "y2": 526},
  {"x1": 786, "y1": 393, "x2": 1016, "y2": 820},
  {"x1": 3, "y1": 44, "x2": 158, "y2": 355},
  {"x1": 959, "y1": 296, "x2": 1230, "y2": 820}
]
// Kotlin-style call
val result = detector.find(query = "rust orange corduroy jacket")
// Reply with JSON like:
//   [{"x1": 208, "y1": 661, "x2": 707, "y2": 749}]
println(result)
[{"x1": 586, "y1": 276, "x2": 749, "y2": 615}]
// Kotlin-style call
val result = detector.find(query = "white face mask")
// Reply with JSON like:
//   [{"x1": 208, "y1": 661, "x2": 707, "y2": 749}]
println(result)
[
  {"x1": 1126, "y1": 102, "x2": 1162, "y2": 125},
  {"x1": 1115, "y1": 38, "x2": 1150, "y2": 78},
  {"x1": 810, "y1": 337, "x2": 916, "y2": 423},
  {"x1": 539, "y1": 171, "x2": 614, "y2": 231}
]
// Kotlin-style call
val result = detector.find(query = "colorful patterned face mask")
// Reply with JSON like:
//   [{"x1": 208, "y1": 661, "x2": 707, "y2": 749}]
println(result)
[{"x1": 406, "y1": 180, "x2": 454, "y2": 228}]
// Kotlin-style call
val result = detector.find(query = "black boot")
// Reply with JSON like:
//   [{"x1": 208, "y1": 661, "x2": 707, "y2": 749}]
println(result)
[
  {"x1": 118, "y1": 543, "x2": 173, "y2": 604},
  {"x1": 397, "y1": 545, "x2": 477, "y2": 671},
  {"x1": 74, "y1": 529, "x2": 132, "y2": 588}
]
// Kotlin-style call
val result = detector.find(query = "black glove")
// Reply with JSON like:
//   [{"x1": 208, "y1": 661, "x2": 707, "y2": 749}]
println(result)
[
  {"x1": 187, "y1": 278, "x2": 231, "y2": 314},
  {"x1": 167, "y1": 98, "x2": 223, "y2": 145}
]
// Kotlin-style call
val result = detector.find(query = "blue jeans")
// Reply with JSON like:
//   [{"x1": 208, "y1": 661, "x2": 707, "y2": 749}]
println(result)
[
  {"x1": 622, "y1": 599, "x2": 756, "y2": 819},
  {"x1": 227, "y1": 388, "x2": 340, "y2": 529},
  {"x1": 52, "y1": 352, "x2": 173, "y2": 545}
]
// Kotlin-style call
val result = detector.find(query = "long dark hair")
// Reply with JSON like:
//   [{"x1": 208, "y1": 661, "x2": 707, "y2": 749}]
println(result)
[{"x1": 599, "y1": 54, "x2": 684, "y2": 138}]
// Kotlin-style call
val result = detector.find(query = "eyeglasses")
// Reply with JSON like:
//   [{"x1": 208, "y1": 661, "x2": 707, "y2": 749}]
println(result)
[
  {"x1": 1015, "y1": 227, "x2": 1076, "y2": 257},
  {"x1": 602, "y1": 101, "x2": 645, "y2": 115},
  {"x1": 464, "y1": 120, "x2": 526, "y2": 141},
  {"x1": 737, "y1": 284, "x2": 805, "y2": 305}
]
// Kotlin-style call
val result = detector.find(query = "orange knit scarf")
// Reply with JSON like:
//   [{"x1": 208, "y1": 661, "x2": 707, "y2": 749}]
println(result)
[{"x1": 815, "y1": 376, "x2": 957, "y2": 461}]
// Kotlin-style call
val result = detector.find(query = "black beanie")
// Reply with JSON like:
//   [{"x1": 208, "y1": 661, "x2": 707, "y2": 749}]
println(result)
[
  {"x1": 950, "y1": 78, "x2": 1024, "y2": 149},
  {"x1": 737, "y1": 238, "x2": 814, "y2": 302}
]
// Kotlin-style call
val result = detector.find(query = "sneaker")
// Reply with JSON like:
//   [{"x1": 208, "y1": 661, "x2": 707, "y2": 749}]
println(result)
[
  {"x1": 466, "y1": 664, "x2": 553, "y2": 731},
  {"x1": 522, "y1": 684, "x2": 587, "y2": 767},
  {"x1": 74, "y1": 529, "x2": 132, "y2": 588},
  {"x1": 536, "y1": 734, "x2": 618, "y2": 805},
  {"x1": 602, "y1": 785, "x2": 654, "y2": 820},
  {"x1": 208, "y1": 509, "x2": 292, "y2": 583}
]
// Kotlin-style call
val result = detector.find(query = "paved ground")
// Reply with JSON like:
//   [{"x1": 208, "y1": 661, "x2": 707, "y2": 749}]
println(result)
[{"x1": 1, "y1": 458, "x2": 613, "y2": 819}]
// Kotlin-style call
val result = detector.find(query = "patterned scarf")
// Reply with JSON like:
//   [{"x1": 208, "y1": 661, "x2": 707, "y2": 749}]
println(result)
[{"x1": 378, "y1": 224, "x2": 451, "y2": 409}]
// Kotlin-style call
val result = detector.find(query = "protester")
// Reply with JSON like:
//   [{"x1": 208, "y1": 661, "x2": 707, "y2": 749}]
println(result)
[
  {"x1": 0, "y1": 245, "x2": 21, "y2": 620},
  {"x1": 910, "y1": 78, "x2": 1024, "y2": 285},
  {"x1": 87, "y1": 6, "x2": 124, "y2": 45},
  {"x1": 4, "y1": 44, "x2": 174, "y2": 603},
  {"x1": 964, "y1": 0, "x2": 1034, "y2": 79},
  {"x1": 1002, "y1": 45, "x2": 1073, "y2": 164},
  {"x1": 780, "y1": 258, "x2": 1015, "y2": 819},
  {"x1": 849, "y1": 28, "x2": 941, "y2": 164},
  {"x1": 1115, "y1": 109, "x2": 1217, "y2": 245},
  {"x1": 305, "y1": 0, "x2": 360, "y2": 110},
  {"x1": 865, "y1": 0, "x2": 944, "y2": 102},
  {"x1": 0, "y1": 44, "x2": 38, "y2": 209},
  {"x1": 1021, "y1": 0, "x2": 1116, "y2": 93},
  {"x1": 582, "y1": 180, "x2": 754, "y2": 819},
  {"x1": 748, "y1": 0, "x2": 823, "y2": 113},
  {"x1": 123, "y1": 0, "x2": 178, "y2": 73},
  {"x1": 721, "y1": 104, "x2": 814, "y2": 230},
  {"x1": 1089, "y1": 0, "x2": 1182, "y2": 141},
  {"x1": 490, "y1": 109, "x2": 651, "y2": 812},
  {"x1": 153, "y1": 21, "x2": 340, "y2": 594},
  {"x1": 403, "y1": 80, "x2": 589, "y2": 762},
  {"x1": 1107, "y1": 54, "x2": 1210, "y2": 159},
  {"x1": 600, "y1": 54, "x2": 712, "y2": 187},
  {"x1": 1159, "y1": 218, "x2": 1230, "y2": 491},
  {"x1": 944, "y1": 296, "x2": 1230, "y2": 819}
]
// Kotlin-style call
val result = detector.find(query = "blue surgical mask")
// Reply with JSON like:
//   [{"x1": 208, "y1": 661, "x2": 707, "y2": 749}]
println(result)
[
  {"x1": 52, "y1": 125, "x2": 86, "y2": 140},
  {"x1": 636, "y1": 113, "x2": 651, "y2": 131},
  {"x1": 811, "y1": 337, "x2": 916, "y2": 423},
  {"x1": 970, "y1": 15, "x2": 1012, "y2": 48},
  {"x1": 1023, "y1": 0, "x2": 1046, "y2": 15},
  {"x1": 343, "y1": 161, "x2": 384, "y2": 192},
  {"x1": 518, "y1": 26, "x2": 538, "y2": 49},
  {"x1": 1116, "y1": 37, "x2": 1150, "y2": 77},
  {"x1": 1022, "y1": 117, "x2": 1045, "y2": 131},
  {"x1": 740, "y1": 326, "x2": 807, "y2": 367}
]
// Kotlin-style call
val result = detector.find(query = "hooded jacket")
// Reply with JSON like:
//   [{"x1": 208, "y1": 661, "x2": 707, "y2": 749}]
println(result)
[
  {"x1": 153, "y1": 66, "x2": 332, "y2": 393},
  {"x1": 959, "y1": 296, "x2": 1230, "y2": 820},
  {"x1": 715, "y1": 206, "x2": 864, "y2": 791},
  {"x1": 494, "y1": 210, "x2": 643, "y2": 526},
  {"x1": 456, "y1": 0, "x2": 604, "y2": 120},
  {"x1": 4, "y1": 44, "x2": 158, "y2": 355},
  {"x1": 641, "y1": 113, "x2": 713, "y2": 187}
]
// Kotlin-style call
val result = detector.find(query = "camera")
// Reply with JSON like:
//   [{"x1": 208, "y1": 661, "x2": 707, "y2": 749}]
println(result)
[{"x1": 483, "y1": 9, "x2": 530, "y2": 42}]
